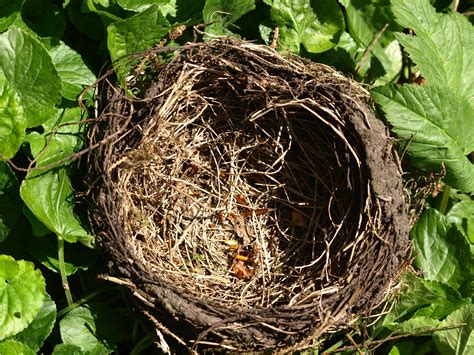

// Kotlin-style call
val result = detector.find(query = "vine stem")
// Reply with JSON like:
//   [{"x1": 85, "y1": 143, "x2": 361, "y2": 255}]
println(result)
[{"x1": 58, "y1": 238, "x2": 73, "y2": 306}]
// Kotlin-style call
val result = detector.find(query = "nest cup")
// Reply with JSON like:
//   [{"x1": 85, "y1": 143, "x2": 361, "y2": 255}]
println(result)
[{"x1": 87, "y1": 38, "x2": 410, "y2": 351}]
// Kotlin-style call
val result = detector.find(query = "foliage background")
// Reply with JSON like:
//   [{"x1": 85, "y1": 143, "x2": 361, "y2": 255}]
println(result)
[{"x1": 0, "y1": 0, "x2": 472, "y2": 353}]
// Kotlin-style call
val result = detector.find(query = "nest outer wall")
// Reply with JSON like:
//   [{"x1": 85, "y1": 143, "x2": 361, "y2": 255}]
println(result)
[{"x1": 87, "y1": 38, "x2": 410, "y2": 351}]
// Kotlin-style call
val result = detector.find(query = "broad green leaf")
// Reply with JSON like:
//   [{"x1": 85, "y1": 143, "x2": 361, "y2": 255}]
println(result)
[
  {"x1": 13, "y1": 295, "x2": 56, "y2": 352},
  {"x1": 107, "y1": 4, "x2": 170, "y2": 84},
  {"x1": 116, "y1": 0, "x2": 154, "y2": 11},
  {"x1": 346, "y1": 0, "x2": 400, "y2": 47},
  {"x1": 53, "y1": 343, "x2": 83, "y2": 354},
  {"x1": 372, "y1": 39, "x2": 402, "y2": 86},
  {"x1": 433, "y1": 304, "x2": 474, "y2": 355},
  {"x1": 390, "y1": 0, "x2": 439, "y2": 33},
  {"x1": 26, "y1": 107, "x2": 86, "y2": 167},
  {"x1": 391, "y1": 0, "x2": 473, "y2": 100},
  {"x1": 259, "y1": 23, "x2": 273, "y2": 44},
  {"x1": 83, "y1": 0, "x2": 122, "y2": 26},
  {"x1": 203, "y1": 0, "x2": 255, "y2": 36},
  {"x1": 345, "y1": 0, "x2": 402, "y2": 82},
  {"x1": 0, "y1": 71, "x2": 26, "y2": 159},
  {"x1": 173, "y1": 0, "x2": 205, "y2": 23},
  {"x1": 117, "y1": 0, "x2": 183, "y2": 18},
  {"x1": 270, "y1": 0, "x2": 344, "y2": 54},
  {"x1": 447, "y1": 200, "x2": 474, "y2": 243},
  {"x1": 0, "y1": 28, "x2": 61, "y2": 128},
  {"x1": 314, "y1": 31, "x2": 362, "y2": 74},
  {"x1": 372, "y1": 84, "x2": 474, "y2": 193},
  {"x1": 389, "y1": 339, "x2": 437, "y2": 355},
  {"x1": 49, "y1": 43, "x2": 96, "y2": 101},
  {"x1": 21, "y1": 0, "x2": 66, "y2": 38},
  {"x1": 0, "y1": 0, "x2": 24, "y2": 33},
  {"x1": 66, "y1": 0, "x2": 105, "y2": 41},
  {"x1": 411, "y1": 208, "x2": 472, "y2": 289},
  {"x1": 0, "y1": 339, "x2": 35, "y2": 354},
  {"x1": 59, "y1": 306, "x2": 113, "y2": 354},
  {"x1": 376, "y1": 273, "x2": 470, "y2": 333},
  {"x1": 23, "y1": 206, "x2": 51, "y2": 237},
  {"x1": 0, "y1": 255, "x2": 46, "y2": 340},
  {"x1": 27, "y1": 233, "x2": 97, "y2": 276},
  {"x1": 20, "y1": 168, "x2": 94, "y2": 247},
  {"x1": 0, "y1": 162, "x2": 22, "y2": 242}
]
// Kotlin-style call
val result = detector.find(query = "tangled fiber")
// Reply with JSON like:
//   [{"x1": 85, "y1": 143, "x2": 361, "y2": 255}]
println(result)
[{"x1": 87, "y1": 38, "x2": 410, "y2": 351}]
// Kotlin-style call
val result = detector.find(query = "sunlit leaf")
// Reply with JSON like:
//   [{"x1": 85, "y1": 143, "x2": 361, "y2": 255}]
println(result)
[
  {"x1": 58, "y1": 306, "x2": 113, "y2": 354},
  {"x1": 203, "y1": 0, "x2": 255, "y2": 36},
  {"x1": 0, "y1": 27, "x2": 61, "y2": 128},
  {"x1": 411, "y1": 208, "x2": 472, "y2": 289},
  {"x1": 0, "y1": 71, "x2": 25, "y2": 159},
  {"x1": 0, "y1": 255, "x2": 46, "y2": 340},
  {"x1": 433, "y1": 304, "x2": 473, "y2": 355},
  {"x1": 372, "y1": 84, "x2": 474, "y2": 192},
  {"x1": 270, "y1": 0, "x2": 344, "y2": 54},
  {"x1": 13, "y1": 295, "x2": 56, "y2": 352},
  {"x1": 20, "y1": 168, "x2": 94, "y2": 247},
  {"x1": 49, "y1": 43, "x2": 96, "y2": 101},
  {"x1": 107, "y1": 4, "x2": 170, "y2": 85}
]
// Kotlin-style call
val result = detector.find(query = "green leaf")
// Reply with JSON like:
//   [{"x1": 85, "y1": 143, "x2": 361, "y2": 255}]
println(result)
[
  {"x1": 27, "y1": 234, "x2": 97, "y2": 276},
  {"x1": 83, "y1": 0, "x2": 123, "y2": 26},
  {"x1": 339, "y1": 0, "x2": 350, "y2": 7},
  {"x1": 346, "y1": 0, "x2": 400, "y2": 47},
  {"x1": 53, "y1": 343, "x2": 83, "y2": 354},
  {"x1": 344, "y1": 0, "x2": 403, "y2": 82},
  {"x1": 372, "y1": 39, "x2": 402, "y2": 86},
  {"x1": 270, "y1": 0, "x2": 344, "y2": 54},
  {"x1": 0, "y1": 255, "x2": 46, "y2": 340},
  {"x1": 391, "y1": 0, "x2": 473, "y2": 100},
  {"x1": 58, "y1": 306, "x2": 113, "y2": 354},
  {"x1": 23, "y1": 206, "x2": 51, "y2": 237},
  {"x1": 66, "y1": 0, "x2": 105, "y2": 41},
  {"x1": 0, "y1": 27, "x2": 61, "y2": 128},
  {"x1": 390, "y1": 0, "x2": 439, "y2": 32},
  {"x1": 411, "y1": 208, "x2": 473, "y2": 289},
  {"x1": 0, "y1": 0, "x2": 24, "y2": 33},
  {"x1": 20, "y1": 168, "x2": 94, "y2": 247},
  {"x1": 447, "y1": 200, "x2": 474, "y2": 243},
  {"x1": 0, "y1": 162, "x2": 22, "y2": 242},
  {"x1": 49, "y1": 43, "x2": 96, "y2": 101},
  {"x1": 116, "y1": 0, "x2": 171, "y2": 12},
  {"x1": 107, "y1": 4, "x2": 170, "y2": 84},
  {"x1": 203, "y1": 0, "x2": 255, "y2": 36},
  {"x1": 0, "y1": 339, "x2": 35, "y2": 354},
  {"x1": 13, "y1": 295, "x2": 57, "y2": 352},
  {"x1": 0, "y1": 71, "x2": 26, "y2": 160},
  {"x1": 433, "y1": 304, "x2": 474, "y2": 355},
  {"x1": 389, "y1": 339, "x2": 437, "y2": 355},
  {"x1": 26, "y1": 107, "x2": 86, "y2": 167},
  {"x1": 377, "y1": 273, "x2": 470, "y2": 332},
  {"x1": 372, "y1": 84, "x2": 474, "y2": 193},
  {"x1": 21, "y1": 0, "x2": 66, "y2": 38}
]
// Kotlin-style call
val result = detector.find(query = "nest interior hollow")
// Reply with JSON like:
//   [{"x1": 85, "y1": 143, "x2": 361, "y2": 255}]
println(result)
[{"x1": 87, "y1": 38, "x2": 410, "y2": 351}]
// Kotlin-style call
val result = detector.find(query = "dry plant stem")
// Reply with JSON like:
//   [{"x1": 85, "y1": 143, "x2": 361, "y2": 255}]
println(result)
[{"x1": 87, "y1": 38, "x2": 410, "y2": 351}]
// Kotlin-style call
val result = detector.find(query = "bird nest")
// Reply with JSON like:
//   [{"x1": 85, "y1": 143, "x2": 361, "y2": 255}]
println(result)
[{"x1": 86, "y1": 38, "x2": 410, "y2": 351}]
